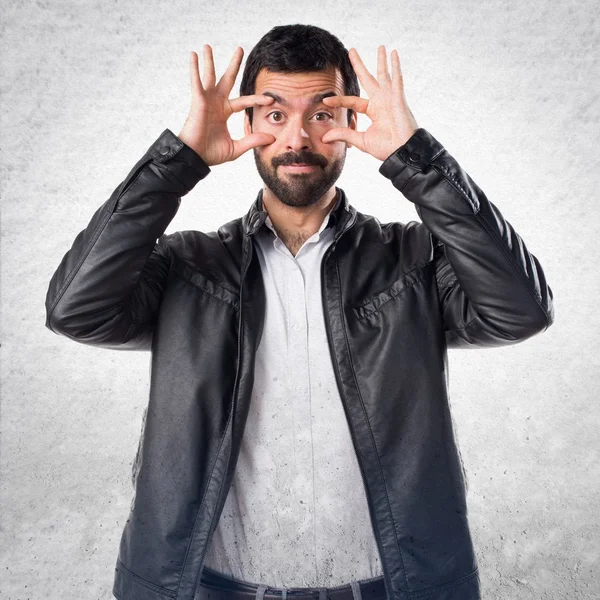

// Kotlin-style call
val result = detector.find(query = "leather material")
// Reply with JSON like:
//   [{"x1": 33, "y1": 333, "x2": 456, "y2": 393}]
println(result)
[{"x1": 45, "y1": 128, "x2": 554, "y2": 600}]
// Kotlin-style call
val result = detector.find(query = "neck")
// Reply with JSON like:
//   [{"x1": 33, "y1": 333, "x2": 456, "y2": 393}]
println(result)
[{"x1": 261, "y1": 187, "x2": 338, "y2": 241}]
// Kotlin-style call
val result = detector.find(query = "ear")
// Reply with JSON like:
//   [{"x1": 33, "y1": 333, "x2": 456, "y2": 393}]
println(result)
[
  {"x1": 346, "y1": 110, "x2": 358, "y2": 149},
  {"x1": 244, "y1": 111, "x2": 252, "y2": 137}
]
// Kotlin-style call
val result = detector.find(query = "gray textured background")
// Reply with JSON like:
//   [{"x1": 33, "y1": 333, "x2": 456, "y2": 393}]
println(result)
[{"x1": 1, "y1": 0, "x2": 599, "y2": 598}]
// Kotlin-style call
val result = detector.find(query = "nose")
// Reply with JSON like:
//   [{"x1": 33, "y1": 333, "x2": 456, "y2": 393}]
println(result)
[{"x1": 285, "y1": 118, "x2": 311, "y2": 152}]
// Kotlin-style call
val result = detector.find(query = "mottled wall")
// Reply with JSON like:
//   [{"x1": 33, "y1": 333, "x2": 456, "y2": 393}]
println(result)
[{"x1": 1, "y1": 0, "x2": 598, "y2": 598}]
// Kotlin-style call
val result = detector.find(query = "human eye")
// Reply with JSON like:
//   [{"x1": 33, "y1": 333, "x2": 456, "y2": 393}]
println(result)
[
  {"x1": 313, "y1": 111, "x2": 333, "y2": 122},
  {"x1": 266, "y1": 110, "x2": 286, "y2": 124}
]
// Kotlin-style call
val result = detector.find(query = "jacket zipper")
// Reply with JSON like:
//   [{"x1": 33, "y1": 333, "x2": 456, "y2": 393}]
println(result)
[{"x1": 320, "y1": 222, "x2": 393, "y2": 600}]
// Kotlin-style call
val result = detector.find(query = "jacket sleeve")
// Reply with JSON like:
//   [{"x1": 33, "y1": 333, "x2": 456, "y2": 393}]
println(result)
[
  {"x1": 379, "y1": 128, "x2": 554, "y2": 349},
  {"x1": 44, "y1": 128, "x2": 211, "y2": 351}
]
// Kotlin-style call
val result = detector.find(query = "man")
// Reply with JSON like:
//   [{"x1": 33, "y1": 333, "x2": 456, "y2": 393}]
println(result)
[{"x1": 45, "y1": 24, "x2": 554, "y2": 600}]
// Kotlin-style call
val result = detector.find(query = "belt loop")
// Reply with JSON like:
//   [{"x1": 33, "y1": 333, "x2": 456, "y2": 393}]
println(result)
[
  {"x1": 256, "y1": 584, "x2": 269, "y2": 600},
  {"x1": 350, "y1": 581, "x2": 362, "y2": 600},
  {"x1": 282, "y1": 590, "x2": 287, "y2": 600},
  {"x1": 319, "y1": 588, "x2": 327, "y2": 600}
]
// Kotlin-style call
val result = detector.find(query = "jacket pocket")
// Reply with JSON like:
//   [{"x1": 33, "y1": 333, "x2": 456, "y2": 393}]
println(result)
[
  {"x1": 173, "y1": 260, "x2": 239, "y2": 310},
  {"x1": 351, "y1": 261, "x2": 433, "y2": 320}
]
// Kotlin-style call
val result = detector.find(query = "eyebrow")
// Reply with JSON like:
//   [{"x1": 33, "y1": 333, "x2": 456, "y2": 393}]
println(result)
[{"x1": 261, "y1": 91, "x2": 339, "y2": 107}]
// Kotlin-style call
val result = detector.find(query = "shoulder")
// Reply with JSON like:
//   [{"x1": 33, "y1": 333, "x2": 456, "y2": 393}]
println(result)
[{"x1": 352, "y1": 208, "x2": 437, "y2": 252}]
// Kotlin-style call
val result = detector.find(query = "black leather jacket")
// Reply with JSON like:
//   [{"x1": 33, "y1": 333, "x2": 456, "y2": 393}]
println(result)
[{"x1": 45, "y1": 127, "x2": 554, "y2": 600}]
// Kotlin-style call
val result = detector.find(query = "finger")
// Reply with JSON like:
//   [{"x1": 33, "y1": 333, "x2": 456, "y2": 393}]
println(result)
[
  {"x1": 377, "y1": 45, "x2": 390, "y2": 83},
  {"x1": 231, "y1": 133, "x2": 276, "y2": 162},
  {"x1": 348, "y1": 48, "x2": 379, "y2": 96},
  {"x1": 228, "y1": 94, "x2": 275, "y2": 113},
  {"x1": 321, "y1": 127, "x2": 364, "y2": 150},
  {"x1": 321, "y1": 95, "x2": 369, "y2": 114},
  {"x1": 190, "y1": 51, "x2": 204, "y2": 96},
  {"x1": 390, "y1": 49, "x2": 404, "y2": 94},
  {"x1": 217, "y1": 46, "x2": 244, "y2": 94},
  {"x1": 203, "y1": 44, "x2": 216, "y2": 88}
]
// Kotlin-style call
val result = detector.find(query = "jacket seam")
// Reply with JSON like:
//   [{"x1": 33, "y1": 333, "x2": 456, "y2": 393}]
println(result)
[
  {"x1": 120, "y1": 237, "x2": 174, "y2": 346},
  {"x1": 334, "y1": 257, "x2": 409, "y2": 591},
  {"x1": 116, "y1": 558, "x2": 177, "y2": 597},
  {"x1": 431, "y1": 165, "x2": 551, "y2": 327},
  {"x1": 432, "y1": 163, "x2": 478, "y2": 213},
  {"x1": 47, "y1": 206, "x2": 113, "y2": 328},
  {"x1": 353, "y1": 258, "x2": 431, "y2": 309},
  {"x1": 473, "y1": 210, "x2": 552, "y2": 326},
  {"x1": 398, "y1": 170, "x2": 419, "y2": 193},
  {"x1": 161, "y1": 160, "x2": 199, "y2": 191},
  {"x1": 173, "y1": 269, "x2": 239, "y2": 309},
  {"x1": 177, "y1": 257, "x2": 240, "y2": 297},
  {"x1": 113, "y1": 158, "x2": 190, "y2": 213},
  {"x1": 432, "y1": 243, "x2": 482, "y2": 334},
  {"x1": 445, "y1": 314, "x2": 480, "y2": 333},
  {"x1": 352, "y1": 263, "x2": 431, "y2": 320},
  {"x1": 111, "y1": 166, "x2": 151, "y2": 213}
]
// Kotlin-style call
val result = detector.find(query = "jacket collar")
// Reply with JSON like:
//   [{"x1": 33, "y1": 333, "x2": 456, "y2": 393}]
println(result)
[{"x1": 242, "y1": 186, "x2": 356, "y2": 238}]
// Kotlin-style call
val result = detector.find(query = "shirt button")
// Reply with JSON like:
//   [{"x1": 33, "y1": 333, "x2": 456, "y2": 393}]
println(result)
[
  {"x1": 409, "y1": 152, "x2": 421, "y2": 162},
  {"x1": 159, "y1": 145, "x2": 171, "y2": 156},
  {"x1": 293, "y1": 323, "x2": 302, "y2": 331}
]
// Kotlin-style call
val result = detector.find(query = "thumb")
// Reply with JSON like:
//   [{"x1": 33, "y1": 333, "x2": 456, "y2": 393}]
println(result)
[
  {"x1": 322, "y1": 128, "x2": 363, "y2": 150},
  {"x1": 231, "y1": 133, "x2": 275, "y2": 161}
]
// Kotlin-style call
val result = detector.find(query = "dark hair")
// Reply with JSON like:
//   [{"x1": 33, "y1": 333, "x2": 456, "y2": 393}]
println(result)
[{"x1": 240, "y1": 24, "x2": 359, "y2": 128}]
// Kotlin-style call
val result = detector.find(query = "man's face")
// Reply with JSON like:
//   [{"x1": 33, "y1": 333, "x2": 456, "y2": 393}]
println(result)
[{"x1": 244, "y1": 67, "x2": 356, "y2": 209}]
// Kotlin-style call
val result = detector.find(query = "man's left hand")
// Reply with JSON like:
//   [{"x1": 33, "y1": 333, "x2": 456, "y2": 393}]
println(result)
[{"x1": 321, "y1": 45, "x2": 420, "y2": 162}]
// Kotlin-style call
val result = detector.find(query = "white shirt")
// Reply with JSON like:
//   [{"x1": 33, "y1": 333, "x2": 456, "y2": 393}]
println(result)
[{"x1": 203, "y1": 190, "x2": 383, "y2": 588}]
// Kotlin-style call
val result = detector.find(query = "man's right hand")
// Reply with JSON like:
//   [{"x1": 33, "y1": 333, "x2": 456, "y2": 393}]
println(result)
[{"x1": 177, "y1": 45, "x2": 276, "y2": 167}]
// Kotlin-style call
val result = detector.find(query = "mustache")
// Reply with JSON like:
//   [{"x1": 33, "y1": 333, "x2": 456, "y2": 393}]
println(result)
[{"x1": 273, "y1": 152, "x2": 326, "y2": 168}]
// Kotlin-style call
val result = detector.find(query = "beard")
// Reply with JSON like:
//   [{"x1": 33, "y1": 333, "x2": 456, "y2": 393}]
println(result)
[{"x1": 252, "y1": 145, "x2": 346, "y2": 208}]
